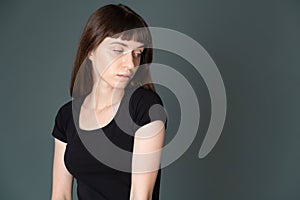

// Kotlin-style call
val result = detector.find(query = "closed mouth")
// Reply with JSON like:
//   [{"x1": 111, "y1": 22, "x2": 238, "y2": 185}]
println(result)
[{"x1": 117, "y1": 74, "x2": 131, "y2": 78}]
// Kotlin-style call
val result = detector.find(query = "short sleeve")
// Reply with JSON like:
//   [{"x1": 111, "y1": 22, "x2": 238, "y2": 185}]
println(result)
[
  {"x1": 130, "y1": 88, "x2": 167, "y2": 129},
  {"x1": 51, "y1": 104, "x2": 69, "y2": 143}
]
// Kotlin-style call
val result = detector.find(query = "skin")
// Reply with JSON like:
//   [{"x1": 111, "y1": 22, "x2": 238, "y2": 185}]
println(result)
[{"x1": 51, "y1": 37, "x2": 165, "y2": 200}]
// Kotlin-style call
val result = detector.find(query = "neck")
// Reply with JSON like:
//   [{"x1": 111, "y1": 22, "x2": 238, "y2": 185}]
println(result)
[{"x1": 87, "y1": 79, "x2": 124, "y2": 110}]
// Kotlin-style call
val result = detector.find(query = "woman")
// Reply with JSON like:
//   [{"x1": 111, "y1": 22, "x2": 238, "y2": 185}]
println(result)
[{"x1": 51, "y1": 4, "x2": 166, "y2": 200}]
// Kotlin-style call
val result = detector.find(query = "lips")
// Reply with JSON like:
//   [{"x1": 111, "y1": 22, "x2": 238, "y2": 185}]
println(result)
[{"x1": 116, "y1": 73, "x2": 131, "y2": 80}]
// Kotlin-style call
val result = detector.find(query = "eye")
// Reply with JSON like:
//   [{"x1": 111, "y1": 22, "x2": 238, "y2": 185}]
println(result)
[
  {"x1": 113, "y1": 49, "x2": 123, "y2": 53},
  {"x1": 113, "y1": 48, "x2": 124, "y2": 54},
  {"x1": 132, "y1": 50, "x2": 143, "y2": 58}
]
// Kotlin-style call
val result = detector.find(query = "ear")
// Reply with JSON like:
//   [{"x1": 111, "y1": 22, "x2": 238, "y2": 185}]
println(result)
[{"x1": 88, "y1": 51, "x2": 94, "y2": 61}]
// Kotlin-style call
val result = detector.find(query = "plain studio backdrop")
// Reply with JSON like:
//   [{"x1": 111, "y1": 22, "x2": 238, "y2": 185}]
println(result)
[{"x1": 0, "y1": 0, "x2": 299, "y2": 199}]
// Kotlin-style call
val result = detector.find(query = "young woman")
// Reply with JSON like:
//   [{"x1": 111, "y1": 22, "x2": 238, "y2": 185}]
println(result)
[{"x1": 51, "y1": 4, "x2": 166, "y2": 200}]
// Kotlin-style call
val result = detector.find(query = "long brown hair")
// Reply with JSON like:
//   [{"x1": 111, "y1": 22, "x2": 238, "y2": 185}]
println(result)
[{"x1": 70, "y1": 4, "x2": 154, "y2": 98}]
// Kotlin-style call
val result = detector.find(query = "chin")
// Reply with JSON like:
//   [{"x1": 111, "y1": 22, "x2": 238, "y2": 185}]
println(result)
[{"x1": 112, "y1": 82, "x2": 129, "y2": 89}]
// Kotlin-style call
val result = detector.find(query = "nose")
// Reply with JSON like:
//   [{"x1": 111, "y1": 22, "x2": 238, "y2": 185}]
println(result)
[{"x1": 121, "y1": 51, "x2": 135, "y2": 70}]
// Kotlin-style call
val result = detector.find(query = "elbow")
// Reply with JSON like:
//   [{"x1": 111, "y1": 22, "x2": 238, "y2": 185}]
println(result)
[
  {"x1": 51, "y1": 193, "x2": 72, "y2": 200},
  {"x1": 51, "y1": 197, "x2": 71, "y2": 200},
  {"x1": 51, "y1": 185, "x2": 73, "y2": 200}
]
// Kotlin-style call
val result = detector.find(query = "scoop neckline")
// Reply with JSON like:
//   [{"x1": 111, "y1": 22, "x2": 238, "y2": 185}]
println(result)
[{"x1": 75, "y1": 93, "x2": 126, "y2": 132}]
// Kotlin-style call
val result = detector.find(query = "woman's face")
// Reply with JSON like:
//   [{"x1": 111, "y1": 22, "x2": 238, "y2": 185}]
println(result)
[{"x1": 89, "y1": 37, "x2": 145, "y2": 89}]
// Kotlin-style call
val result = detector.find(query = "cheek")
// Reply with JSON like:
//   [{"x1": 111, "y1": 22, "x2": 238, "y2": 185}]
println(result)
[{"x1": 92, "y1": 57, "x2": 114, "y2": 75}]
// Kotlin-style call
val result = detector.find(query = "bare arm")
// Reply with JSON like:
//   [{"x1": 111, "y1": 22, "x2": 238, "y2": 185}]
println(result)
[
  {"x1": 51, "y1": 138, "x2": 73, "y2": 200},
  {"x1": 130, "y1": 120, "x2": 165, "y2": 200}
]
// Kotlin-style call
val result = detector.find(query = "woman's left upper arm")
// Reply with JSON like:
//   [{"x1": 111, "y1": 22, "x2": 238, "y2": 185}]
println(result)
[{"x1": 130, "y1": 120, "x2": 165, "y2": 199}]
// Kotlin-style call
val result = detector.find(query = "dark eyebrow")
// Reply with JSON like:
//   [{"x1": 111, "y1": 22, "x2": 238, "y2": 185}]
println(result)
[{"x1": 109, "y1": 41, "x2": 144, "y2": 49}]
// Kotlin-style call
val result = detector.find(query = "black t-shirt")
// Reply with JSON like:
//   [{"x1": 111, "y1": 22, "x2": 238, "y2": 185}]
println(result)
[{"x1": 52, "y1": 87, "x2": 166, "y2": 200}]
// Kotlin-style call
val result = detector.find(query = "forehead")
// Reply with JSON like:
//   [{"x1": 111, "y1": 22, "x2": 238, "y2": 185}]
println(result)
[{"x1": 101, "y1": 37, "x2": 145, "y2": 49}]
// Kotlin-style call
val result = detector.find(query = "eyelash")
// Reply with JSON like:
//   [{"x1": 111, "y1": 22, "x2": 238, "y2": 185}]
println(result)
[
  {"x1": 132, "y1": 51, "x2": 142, "y2": 58},
  {"x1": 113, "y1": 49, "x2": 142, "y2": 58},
  {"x1": 113, "y1": 49, "x2": 124, "y2": 54}
]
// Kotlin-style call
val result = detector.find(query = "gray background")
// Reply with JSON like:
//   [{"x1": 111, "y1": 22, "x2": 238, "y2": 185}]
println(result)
[{"x1": 1, "y1": 0, "x2": 299, "y2": 199}]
